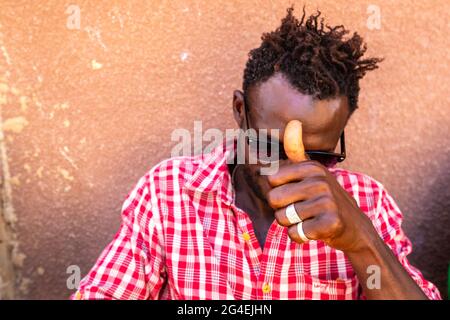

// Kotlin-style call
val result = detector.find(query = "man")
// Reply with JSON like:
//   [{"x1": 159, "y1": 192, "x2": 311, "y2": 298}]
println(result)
[{"x1": 73, "y1": 8, "x2": 440, "y2": 300}]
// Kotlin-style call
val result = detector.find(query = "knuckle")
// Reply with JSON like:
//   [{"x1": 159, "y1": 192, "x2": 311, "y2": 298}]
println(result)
[
  {"x1": 310, "y1": 162, "x2": 327, "y2": 176},
  {"x1": 267, "y1": 190, "x2": 281, "y2": 208},
  {"x1": 304, "y1": 222, "x2": 318, "y2": 240},
  {"x1": 287, "y1": 225, "x2": 298, "y2": 240},
  {"x1": 308, "y1": 230, "x2": 319, "y2": 240},
  {"x1": 274, "y1": 210, "x2": 287, "y2": 226},
  {"x1": 325, "y1": 214, "x2": 343, "y2": 233},
  {"x1": 321, "y1": 182, "x2": 332, "y2": 194},
  {"x1": 311, "y1": 180, "x2": 330, "y2": 194},
  {"x1": 321, "y1": 185, "x2": 331, "y2": 195},
  {"x1": 329, "y1": 201, "x2": 338, "y2": 213},
  {"x1": 320, "y1": 196, "x2": 338, "y2": 212},
  {"x1": 313, "y1": 214, "x2": 330, "y2": 238},
  {"x1": 267, "y1": 174, "x2": 279, "y2": 187}
]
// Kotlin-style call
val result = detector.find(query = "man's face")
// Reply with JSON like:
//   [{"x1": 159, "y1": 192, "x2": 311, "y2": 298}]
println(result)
[{"x1": 232, "y1": 72, "x2": 350, "y2": 200}]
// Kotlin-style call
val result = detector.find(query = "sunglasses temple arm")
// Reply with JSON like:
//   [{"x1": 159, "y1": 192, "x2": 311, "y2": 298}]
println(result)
[{"x1": 340, "y1": 131, "x2": 346, "y2": 161}]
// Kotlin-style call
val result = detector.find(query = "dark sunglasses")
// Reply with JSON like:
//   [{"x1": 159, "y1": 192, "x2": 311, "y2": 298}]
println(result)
[{"x1": 243, "y1": 101, "x2": 346, "y2": 167}]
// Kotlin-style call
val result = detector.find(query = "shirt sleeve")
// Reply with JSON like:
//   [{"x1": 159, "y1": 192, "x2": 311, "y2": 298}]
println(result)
[
  {"x1": 70, "y1": 174, "x2": 166, "y2": 300},
  {"x1": 370, "y1": 185, "x2": 442, "y2": 300}
]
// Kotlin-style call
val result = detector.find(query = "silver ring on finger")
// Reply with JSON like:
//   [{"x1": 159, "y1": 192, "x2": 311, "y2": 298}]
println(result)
[
  {"x1": 285, "y1": 203, "x2": 302, "y2": 224},
  {"x1": 297, "y1": 221, "x2": 310, "y2": 242}
]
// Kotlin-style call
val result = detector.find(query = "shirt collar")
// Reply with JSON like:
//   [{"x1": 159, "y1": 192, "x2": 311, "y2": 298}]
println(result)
[{"x1": 183, "y1": 138, "x2": 235, "y2": 205}]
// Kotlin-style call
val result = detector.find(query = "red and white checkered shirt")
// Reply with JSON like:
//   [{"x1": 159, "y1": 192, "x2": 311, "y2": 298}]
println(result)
[{"x1": 72, "y1": 140, "x2": 441, "y2": 300}]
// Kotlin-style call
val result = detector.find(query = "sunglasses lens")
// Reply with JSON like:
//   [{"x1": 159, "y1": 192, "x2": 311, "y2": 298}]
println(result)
[{"x1": 246, "y1": 135, "x2": 283, "y2": 163}]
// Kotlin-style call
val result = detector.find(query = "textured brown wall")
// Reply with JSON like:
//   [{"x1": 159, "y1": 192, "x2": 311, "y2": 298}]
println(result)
[{"x1": 0, "y1": 1, "x2": 448, "y2": 299}]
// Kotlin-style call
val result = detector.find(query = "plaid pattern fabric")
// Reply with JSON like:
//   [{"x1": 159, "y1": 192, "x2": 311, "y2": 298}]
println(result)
[{"x1": 72, "y1": 140, "x2": 441, "y2": 300}]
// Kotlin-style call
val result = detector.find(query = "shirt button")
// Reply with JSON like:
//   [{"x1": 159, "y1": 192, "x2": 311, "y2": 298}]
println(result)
[
  {"x1": 262, "y1": 283, "x2": 271, "y2": 294},
  {"x1": 242, "y1": 232, "x2": 251, "y2": 242}
]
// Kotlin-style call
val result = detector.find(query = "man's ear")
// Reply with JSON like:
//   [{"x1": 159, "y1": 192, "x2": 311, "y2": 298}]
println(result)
[{"x1": 232, "y1": 90, "x2": 246, "y2": 128}]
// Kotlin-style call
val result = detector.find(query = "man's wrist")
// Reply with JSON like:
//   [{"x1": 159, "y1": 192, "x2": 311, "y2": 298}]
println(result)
[{"x1": 345, "y1": 211, "x2": 383, "y2": 256}]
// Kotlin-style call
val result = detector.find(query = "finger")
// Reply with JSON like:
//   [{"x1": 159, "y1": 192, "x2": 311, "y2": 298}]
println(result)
[
  {"x1": 287, "y1": 218, "x2": 320, "y2": 244},
  {"x1": 287, "y1": 213, "x2": 344, "y2": 244},
  {"x1": 274, "y1": 196, "x2": 329, "y2": 227},
  {"x1": 267, "y1": 177, "x2": 331, "y2": 209},
  {"x1": 284, "y1": 120, "x2": 307, "y2": 163},
  {"x1": 267, "y1": 161, "x2": 326, "y2": 187}
]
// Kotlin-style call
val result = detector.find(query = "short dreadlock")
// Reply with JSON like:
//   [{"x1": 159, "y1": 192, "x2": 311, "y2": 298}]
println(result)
[{"x1": 243, "y1": 7, "x2": 382, "y2": 115}]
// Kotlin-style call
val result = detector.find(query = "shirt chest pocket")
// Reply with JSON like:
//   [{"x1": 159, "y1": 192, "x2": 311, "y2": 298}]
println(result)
[
  {"x1": 301, "y1": 274, "x2": 360, "y2": 300},
  {"x1": 275, "y1": 273, "x2": 360, "y2": 300},
  {"x1": 314, "y1": 275, "x2": 360, "y2": 299}
]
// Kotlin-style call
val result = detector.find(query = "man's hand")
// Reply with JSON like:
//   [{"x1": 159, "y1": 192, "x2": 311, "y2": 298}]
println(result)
[
  {"x1": 268, "y1": 120, "x2": 430, "y2": 299},
  {"x1": 267, "y1": 160, "x2": 375, "y2": 253},
  {"x1": 267, "y1": 160, "x2": 429, "y2": 299}
]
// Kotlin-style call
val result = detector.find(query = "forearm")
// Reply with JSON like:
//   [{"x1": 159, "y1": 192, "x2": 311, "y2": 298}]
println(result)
[{"x1": 346, "y1": 225, "x2": 428, "y2": 300}]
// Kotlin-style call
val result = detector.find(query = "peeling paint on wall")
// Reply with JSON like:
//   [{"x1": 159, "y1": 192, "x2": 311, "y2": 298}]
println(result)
[
  {"x1": 57, "y1": 167, "x2": 74, "y2": 181},
  {"x1": 0, "y1": 31, "x2": 18, "y2": 299},
  {"x1": 0, "y1": 25, "x2": 30, "y2": 298},
  {"x1": 0, "y1": 101, "x2": 18, "y2": 299},
  {"x1": 3, "y1": 117, "x2": 29, "y2": 134},
  {"x1": 91, "y1": 60, "x2": 103, "y2": 70}
]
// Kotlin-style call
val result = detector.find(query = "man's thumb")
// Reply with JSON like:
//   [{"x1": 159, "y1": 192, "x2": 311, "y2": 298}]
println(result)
[{"x1": 283, "y1": 120, "x2": 308, "y2": 163}]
